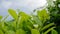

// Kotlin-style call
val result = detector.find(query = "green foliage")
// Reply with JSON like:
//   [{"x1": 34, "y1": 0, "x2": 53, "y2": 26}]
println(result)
[
  {"x1": 0, "y1": 9, "x2": 57, "y2": 34},
  {"x1": 37, "y1": 9, "x2": 50, "y2": 23},
  {"x1": 5, "y1": 30, "x2": 15, "y2": 34},
  {"x1": 51, "y1": 29, "x2": 58, "y2": 34},
  {"x1": 16, "y1": 29, "x2": 26, "y2": 34},
  {"x1": 31, "y1": 29, "x2": 40, "y2": 34},
  {"x1": 44, "y1": 27, "x2": 55, "y2": 34},
  {"x1": 47, "y1": 0, "x2": 60, "y2": 34},
  {"x1": 41, "y1": 23, "x2": 54, "y2": 31}
]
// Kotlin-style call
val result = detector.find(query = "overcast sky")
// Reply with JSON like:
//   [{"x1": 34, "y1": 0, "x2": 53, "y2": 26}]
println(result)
[{"x1": 0, "y1": 0, "x2": 47, "y2": 20}]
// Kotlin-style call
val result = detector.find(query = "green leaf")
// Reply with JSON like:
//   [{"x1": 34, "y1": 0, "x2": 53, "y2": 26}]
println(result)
[
  {"x1": 17, "y1": 12, "x2": 31, "y2": 29},
  {"x1": 31, "y1": 29, "x2": 40, "y2": 34},
  {"x1": 16, "y1": 29, "x2": 26, "y2": 34},
  {"x1": 27, "y1": 25, "x2": 32, "y2": 30},
  {"x1": 44, "y1": 27, "x2": 55, "y2": 34},
  {"x1": 37, "y1": 9, "x2": 50, "y2": 23},
  {"x1": 41, "y1": 23, "x2": 54, "y2": 31},
  {"x1": 19, "y1": 12, "x2": 31, "y2": 20},
  {"x1": 32, "y1": 16, "x2": 43, "y2": 28},
  {"x1": 8, "y1": 9, "x2": 18, "y2": 20},
  {"x1": 51, "y1": 29, "x2": 58, "y2": 34}
]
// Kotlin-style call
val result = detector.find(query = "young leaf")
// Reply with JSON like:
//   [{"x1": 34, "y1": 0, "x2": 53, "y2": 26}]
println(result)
[
  {"x1": 37, "y1": 9, "x2": 50, "y2": 23},
  {"x1": 16, "y1": 29, "x2": 26, "y2": 34},
  {"x1": 8, "y1": 9, "x2": 18, "y2": 20},
  {"x1": 31, "y1": 29, "x2": 40, "y2": 34}
]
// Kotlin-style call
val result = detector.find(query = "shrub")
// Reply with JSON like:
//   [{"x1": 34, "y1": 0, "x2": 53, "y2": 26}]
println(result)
[{"x1": 0, "y1": 9, "x2": 57, "y2": 34}]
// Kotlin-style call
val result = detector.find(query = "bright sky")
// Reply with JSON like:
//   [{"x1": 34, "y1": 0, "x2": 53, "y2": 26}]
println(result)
[{"x1": 0, "y1": 0, "x2": 47, "y2": 20}]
